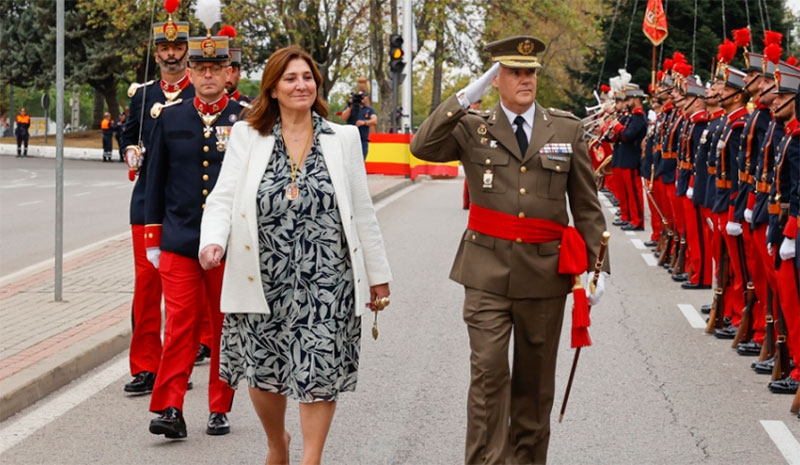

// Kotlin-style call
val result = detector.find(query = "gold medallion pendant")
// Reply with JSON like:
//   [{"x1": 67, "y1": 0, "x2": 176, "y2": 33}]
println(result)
[{"x1": 285, "y1": 183, "x2": 299, "y2": 200}]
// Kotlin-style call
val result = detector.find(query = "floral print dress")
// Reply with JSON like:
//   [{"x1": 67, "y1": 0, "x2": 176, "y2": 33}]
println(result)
[{"x1": 219, "y1": 115, "x2": 360, "y2": 402}]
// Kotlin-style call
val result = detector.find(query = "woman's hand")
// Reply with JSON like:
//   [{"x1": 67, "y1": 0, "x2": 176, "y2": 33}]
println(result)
[
  {"x1": 199, "y1": 244, "x2": 224, "y2": 270},
  {"x1": 368, "y1": 283, "x2": 391, "y2": 311}
]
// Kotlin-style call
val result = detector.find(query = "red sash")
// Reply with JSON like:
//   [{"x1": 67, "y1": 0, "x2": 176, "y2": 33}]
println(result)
[{"x1": 467, "y1": 204, "x2": 592, "y2": 347}]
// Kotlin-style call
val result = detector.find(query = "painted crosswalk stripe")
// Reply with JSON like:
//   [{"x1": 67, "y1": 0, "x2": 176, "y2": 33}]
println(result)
[
  {"x1": 641, "y1": 253, "x2": 658, "y2": 266},
  {"x1": 677, "y1": 304, "x2": 707, "y2": 329},
  {"x1": 761, "y1": 420, "x2": 800, "y2": 464},
  {"x1": 631, "y1": 239, "x2": 648, "y2": 250}
]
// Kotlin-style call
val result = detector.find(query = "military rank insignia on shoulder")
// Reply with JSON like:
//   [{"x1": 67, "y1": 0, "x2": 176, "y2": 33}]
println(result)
[
  {"x1": 547, "y1": 107, "x2": 579, "y2": 121},
  {"x1": 127, "y1": 80, "x2": 157, "y2": 98},
  {"x1": 150, "y1": 98, "x2": 183, "y2": 119}
]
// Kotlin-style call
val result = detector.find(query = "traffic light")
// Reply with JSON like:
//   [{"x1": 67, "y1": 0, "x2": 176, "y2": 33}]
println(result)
[{"x1": 389, "y1": 34, "x2": 405, "y2": 74}]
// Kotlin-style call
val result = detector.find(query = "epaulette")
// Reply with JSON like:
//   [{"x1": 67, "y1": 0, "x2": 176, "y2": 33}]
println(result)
[
  {"x1": 547, "y1": 107, "x2": 579, "y2": 121},
  {"x1": 467, "y1": 108, "x2": 491, "y2": 118},
  {"x1": 127, "y1": 80, "x2": 157, "y2": 98},
  {"x1": 150, "y1": 98, "x2": 183, "y2": 119}
]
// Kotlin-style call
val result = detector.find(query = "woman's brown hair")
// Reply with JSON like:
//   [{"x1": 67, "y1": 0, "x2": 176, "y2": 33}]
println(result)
[{"x1": 244, "y1": 46, "x2": 329, "y2": 136}]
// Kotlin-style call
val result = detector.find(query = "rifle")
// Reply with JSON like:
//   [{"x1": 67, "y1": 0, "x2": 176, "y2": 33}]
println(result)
[
  {"x1": 644, "y1": 189, "x2": 671, "y2": 260},
  {"x1": 559, "y1": 231, "x2": 611, "y2": 423},
  {"x1": 772, "y1": 299, "x2": 791, "y2": 382},
  {"x1": 759, "y1": 288, "x2": 775, "y2": 361},
  {"x1": 732, "y1": 282, "x2": 757, "y2": 348},
  {"x1": 705, "y1": 242, "x2": 729, "y2": 334},
  {"x1": 792, "y1": 386, "x2": 800, "y2": 415},
  {"x1": 672, "y1": 237, "x2": 687, "y2": 276}
]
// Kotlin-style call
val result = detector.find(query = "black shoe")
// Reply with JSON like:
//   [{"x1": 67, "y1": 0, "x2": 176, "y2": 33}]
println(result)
[
  {"x1": 769, "y1": 376, "x2": 800, "y2": 394},
  {"x1": 188, "y1": 377, "x2": 193, "y2": 391},
  {"x1": 671, "y1": 273, "x2": 689, "y2": 282},
  {"x1": 682, "y1": 282, "x2": 711, "y2": 290},
  {"x1": 195, "y1": 344, "x2": 211, "y2": 365},
  {"x1": 644, "y1": 240, "x2": 658, "y2": 247},
  {"x1": 149, "y1": 406, "x2": 187, "y2": 438},
  {"x1": 206, "y1": 412, "x2": 230, "y2": 436},
  {"x1": 737, "y1": 340, "x2": 762, "y2": 356},
  {"x1": 612, "y1": 219, "x2": 628, "y2": 227},
  {"x1": 700, "y1": 304, "x2": 712, "y2": 314},
  {"x1": 753, "y1": 357, "x2": 775, "y2": 374},
  {"x1": 621, "y1": 223, "x2": 644, "y2": 231},
  {"x1": 610, "y1": 199, "x2": 620, "y2": 207},
  {"x1": 714, "y1": 324, "x2": 737, "y2": 339},
  {"x1": 124, "y1": 371, "x2": 156, "y2": 394}
]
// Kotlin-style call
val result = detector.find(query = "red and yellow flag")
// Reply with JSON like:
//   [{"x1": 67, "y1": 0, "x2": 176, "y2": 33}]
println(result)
[{"x1": 643, "y1": 0, "x2": 668, "y2": 46}]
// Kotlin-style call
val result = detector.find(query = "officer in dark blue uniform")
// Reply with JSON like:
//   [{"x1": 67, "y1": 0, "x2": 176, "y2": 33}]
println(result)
[
  {"x1": 144, "y1": 28, "x2": 242, "y2": 439},
  {"x1": 121, "y1": 4, "x2": 195, "y2": 396},
  {"x1": 608, "y1": 85, "x2": 647, "y2": 231}
]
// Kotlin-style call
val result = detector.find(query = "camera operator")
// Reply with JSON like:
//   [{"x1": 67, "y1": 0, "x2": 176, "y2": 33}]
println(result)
[{"x1": 341, "y1": 85, "x2": 377, "y2": 159}]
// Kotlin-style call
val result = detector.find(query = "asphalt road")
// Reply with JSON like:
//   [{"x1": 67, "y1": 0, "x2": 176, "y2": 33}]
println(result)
[
  {"x1": 0, "y1": 156, "x2": 133, "y2": 278},
  {"x1": 1, "y1": 177, "x2": 799, "y2": 464}
]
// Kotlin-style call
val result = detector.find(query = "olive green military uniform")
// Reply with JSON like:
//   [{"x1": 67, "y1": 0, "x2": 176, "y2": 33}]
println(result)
[{"x1": 411, "y1": 92, "x2": 609, "y2": 464}]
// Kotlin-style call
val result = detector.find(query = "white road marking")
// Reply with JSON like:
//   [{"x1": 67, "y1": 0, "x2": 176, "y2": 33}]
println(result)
[
  {"x1": 373, "y1": 183, "x2": 421, "y2": 212},
  {"x1": 606, "y1": 207, "x2": 617, "y2": 215},
  {"x1": 625, "y1": 231, "x2": 635, "y2": 236},
  {"x1": 16, "y1": 200, "x2": 42, "y2": 206},
  {"x1": 677, "y1": 303, "x2": 707, "y2": 329},
  {"x1": 642, "y1": 253, "x2": 658, "y2": 266},
  {"x1": 0, "y1": 357, "x2": 128, "y2": 455},
  {"x1": 761, "y1": 420, "x2": 800, "y2": 464},
  {"x1": 631, "y1": 239, "x2": 647, "y2": 250},
  {"x1": 73, "y1": 192, "x2": 92, "y2": 197}
]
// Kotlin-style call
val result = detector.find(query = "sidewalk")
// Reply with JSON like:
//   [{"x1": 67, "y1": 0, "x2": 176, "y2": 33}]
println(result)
[{"x1": 0, "y1": 146, "x2": 413, "y2": 422}]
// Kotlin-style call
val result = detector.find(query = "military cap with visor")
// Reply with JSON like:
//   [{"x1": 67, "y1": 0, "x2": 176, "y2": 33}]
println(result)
[
  {"x1": 154, "y1": 0, "x2": 189, "y2": 44},
  {"x1": 485, "y1": 35, "x2": 546, "y2": 69}
]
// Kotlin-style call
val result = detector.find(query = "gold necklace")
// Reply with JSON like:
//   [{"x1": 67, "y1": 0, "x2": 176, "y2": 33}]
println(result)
[{"x1": 282, "y1": 123, "x2": 313, "y2": 200}]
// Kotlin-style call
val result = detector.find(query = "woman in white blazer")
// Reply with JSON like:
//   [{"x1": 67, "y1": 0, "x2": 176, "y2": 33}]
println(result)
[{"x1": 199, "y1": 46, "x2": 392, "y2": 464}]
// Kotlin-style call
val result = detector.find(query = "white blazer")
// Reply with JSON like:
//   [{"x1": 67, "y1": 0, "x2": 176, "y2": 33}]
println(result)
[{"x1": 199, "y1": 120, "x2": 392, "y2": 317}]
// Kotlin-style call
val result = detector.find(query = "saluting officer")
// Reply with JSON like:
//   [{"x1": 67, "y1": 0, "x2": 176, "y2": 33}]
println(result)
[
  {"x1": 410, "y1": 35, "x2": 610, "y2": 464},
  {"x1": 121, "y1": 1, "x2": 195, "y2": 396},
  {"x1": 144, "y1": 29, "x2": 242, "y2": 439}
]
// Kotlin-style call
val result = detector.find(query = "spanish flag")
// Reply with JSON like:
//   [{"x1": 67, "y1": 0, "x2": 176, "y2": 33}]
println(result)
[{"x1": 643, "y1": 0, "x2": 668, "y2": 46}]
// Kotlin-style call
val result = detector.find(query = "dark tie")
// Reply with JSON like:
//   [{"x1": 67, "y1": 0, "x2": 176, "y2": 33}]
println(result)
[{"x1": 514, "y1": 115, "x2": 528, "y2": 155}]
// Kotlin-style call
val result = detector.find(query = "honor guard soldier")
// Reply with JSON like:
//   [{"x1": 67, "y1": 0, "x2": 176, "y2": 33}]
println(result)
[
  {"x1": 766, "y1": 61, "x2": 800, "y2": 395},
  {"x1": 217, "y1": 25, "x2": 251, "y2": 107},
  {"x1": 121, "y1": 0, "x2": 195, "y2": 396},
  {"x1": 608, "y1": 84, "x2": 647, "y2": 231},
  {"x1": 710, "y1": 53, "x2": 749, "y2": 340},
  {"x1": 144, "y1": 10, "x2": 242, "y2": 438},
  {"x1": 410, "y1": 35, "x2": 610, "y2": 464},
  {"x1": 677, "y1": 77, "x2": 712, "y2": 290}
]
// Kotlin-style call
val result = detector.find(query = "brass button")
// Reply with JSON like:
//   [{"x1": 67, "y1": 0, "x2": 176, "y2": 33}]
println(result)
[
  {"x1": 446, "y1": 111, "x2": 453, "y2": 117},
  {"x1": 203, "y1": 160, "x2": 209, "y2": 167},
  {"x1": 485, "y1": 158, "x2": 491, "y2": 164},
  {"x1": 471, "y1": 234, "x2": 476, "y2": 240},
  {"x1": 515, "y1": 238, "x2": 522, "y2": 243},
  {"x1": 245, "y1": 245, "x2": 251, "y2": 250},
  {"x1": 520, "y1": 166, "x2": 527, "y2": 173},
  {"x1": 241, "y1": 213, "x2": 246, "y2": 218},
  {"x1": 520, "y1": 188, "x2": 527, "y2": 195},
  {"x1": 204, "y1": 132, "x2": 210, "y2": 139},
  {"x1": 556, "y1": 165, "x2": 561, "y2": 171},
  {"x1": 203, "y1": 146, "x2": 210, "y2": 153},
  {"x1": 201, "y1": 203, "x2": 206, "y2": 209},
  {"x1": 203, "y1": 174, "x2": 209, "y2": 181},
  {"x1": 147, "y1": 233, "x2": 153, "y2": 238},
  {"x1": 518, "y1": 212, "x2": 525, "y2": 218},
  {"x1": 202, "y1": 189, "x2": 209, "y2": 195},
  {"x1": 248, "y1": 276, "x2": 254, "y2": 281}
]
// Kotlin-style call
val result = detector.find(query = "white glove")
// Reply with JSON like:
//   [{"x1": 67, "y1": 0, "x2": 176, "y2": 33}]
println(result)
[
  {"x1": 585, "y1": 271, "x2": 608, "y2": 306},
  {"x1": 725, "y1": 221, "x2": 743, "y2": 236},
  {"x1": 779, "y1": 237, "x2": 796, "y2": 261},
  {"x1": 686, "y1": 187, "x2": 694, "y2": 199},
  {"x1": 458, "y1": 63, "x2": 500, "y2": 109},
  {"x1": 146, "y1": 247, "x2": 161, "y2": 269},
  {"x1": 768, "y1": 243, "x2": 774, "y2": 256},
  {"x1": 744, "y1": 208, "x2": 753, "y2": 224}
]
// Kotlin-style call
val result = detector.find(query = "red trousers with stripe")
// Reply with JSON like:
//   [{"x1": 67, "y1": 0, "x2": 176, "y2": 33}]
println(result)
[
  {"x1": 620, "y1": 168, "x2": 644, "y2": 228},
  {"x1": 776, "y1": 261, "x2": 800, "y2": 381},
  {"x1": 645, "y1": 182, "x2": 662, "y2": 242},
  {"x1": 741, "y1": 225, "x2": 766, "y2": 344},
  {"x1": 149, "y1": 251, "x2": 234, "y2": 414},
  {"x1": 129, "y1": 225, "x2": 163, "y2": 376},
  {"x1": 683, "y1": 198, "x2": 712, "y2": 286},
  {"x1": 713, "y1": 213, "x2": 745, "y2": 325}
]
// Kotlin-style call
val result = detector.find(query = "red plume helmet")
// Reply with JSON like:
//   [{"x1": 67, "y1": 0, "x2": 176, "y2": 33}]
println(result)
[
  {"x1": 675, "y1": 63, "x2": 693, "y2": 77},
  {"x1": 764, "y1": 30, "x2": 783, "y2": 48},
  {"x1": 717, "y1": 39, "x2": 737, "y2": 64},
  {"x1": 218, "y1": 25, "x2": 237, "y2": 38},
  {"x1": 657, "y1": 70, "x2": 664, "y2": 82},
  {"x1": 164, "y1": 0, "x2": 179, "y2": 14},
  {"x1": 788, "y1": 56, "x2": 799, "y2": 67},
  {"x1": 662, "y1": 58, "x2": 673, "y2": 72},
  {"x1": 732, "y1": 28, "x2": 751, "y2": 49},
  {"x1": 672, "y1": 51, "x2": 687, "y2": 65},
  {"x1": 600, "y1": 84, "x2": 611, "y2": 93},
  {"x1": 764, "y1": 43, "x2": 782, "y2": 65}
]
